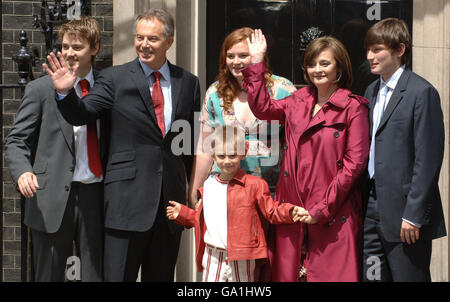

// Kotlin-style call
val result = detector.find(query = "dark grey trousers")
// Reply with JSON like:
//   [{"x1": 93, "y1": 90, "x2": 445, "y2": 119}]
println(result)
[
  {"x1": 362, "y1": 183, "x2": 432, "y2": 282},
  {"x1": 103, "y1": 203, "x2": 182, "y2": 282},
  {"x1": 30, "y1": 182, "x2": 104, "y2": 282}
]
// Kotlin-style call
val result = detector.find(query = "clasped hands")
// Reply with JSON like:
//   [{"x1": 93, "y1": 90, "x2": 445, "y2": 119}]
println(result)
[{"x1": 291, "y1": 206, "x2": 318, "y2": 224}]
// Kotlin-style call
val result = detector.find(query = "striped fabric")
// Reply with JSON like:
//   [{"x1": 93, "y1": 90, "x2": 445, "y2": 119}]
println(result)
[{"x1": 202, "y1": 245, "x2": 256, "y2": 282}]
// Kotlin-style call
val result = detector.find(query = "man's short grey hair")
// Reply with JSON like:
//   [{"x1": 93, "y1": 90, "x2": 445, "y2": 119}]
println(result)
[{"x1": 135, "y1": 8, "x2": 175, "y2": 40}]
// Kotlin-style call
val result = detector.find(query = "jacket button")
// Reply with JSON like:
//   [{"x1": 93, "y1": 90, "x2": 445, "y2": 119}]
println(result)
[
  {"x1": 284, "y1": 171, "x2": 289, "y2": 177},
  {"x1": 336, "y1": 160, "x2": 343, "y2": 168},
  {"x1": 334, "y1": 131, "x2": 340, "y2": 138},
  {"x1": 65, "y1": 185, "x2": 70, "y2": 191},
  {"x1": 340, "y1": 216, "x2": 346, "y2": 224}
]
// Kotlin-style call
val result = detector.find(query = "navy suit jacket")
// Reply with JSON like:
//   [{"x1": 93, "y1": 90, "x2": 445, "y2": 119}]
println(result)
[
  {"x1": 57, "y1": 58, "x2": 200, "y2": 233},
  {"x1": 364, "y1": 68, "x2": 446, "y2": 242}
]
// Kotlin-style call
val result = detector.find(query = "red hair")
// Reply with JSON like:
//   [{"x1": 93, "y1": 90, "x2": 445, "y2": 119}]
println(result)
[{"x1": 216, "y1": 27, "x2": 273, "y2": 111}]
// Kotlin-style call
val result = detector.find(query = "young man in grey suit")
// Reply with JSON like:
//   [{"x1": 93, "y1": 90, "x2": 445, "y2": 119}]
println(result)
[
  {"x1": 5, "y1": 17, "x2": 106, "y2": 281},
  {"x1": 362, "y1": 18, "x2": 446, "y2": 282},
  {"x1": 44, "y1": 9, "x2": 200, "y2": 282}
]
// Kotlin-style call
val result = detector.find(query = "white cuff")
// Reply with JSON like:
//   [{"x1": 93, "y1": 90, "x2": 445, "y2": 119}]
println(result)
[{"x1": 402, "y1": 218, "x2": 422, "y2": 228}]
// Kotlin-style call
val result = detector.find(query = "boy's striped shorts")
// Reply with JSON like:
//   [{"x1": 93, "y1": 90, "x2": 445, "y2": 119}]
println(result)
[{"x1": 202, "y1": 245, "x2": 256, "y2": 282}]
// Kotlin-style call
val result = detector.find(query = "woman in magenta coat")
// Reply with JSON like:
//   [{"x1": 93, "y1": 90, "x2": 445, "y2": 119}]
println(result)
[{"x1": 242, "y1": 31, "x2": 370, "y2": 282}]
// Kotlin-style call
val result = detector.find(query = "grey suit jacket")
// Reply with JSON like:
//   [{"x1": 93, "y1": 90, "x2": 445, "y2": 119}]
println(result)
[
  {"x1": 365, "y1": 68, "x2": 446, "y2": 242},
  {"x1": 5, "y1": 74, "x2": 108, "y2": 233}
]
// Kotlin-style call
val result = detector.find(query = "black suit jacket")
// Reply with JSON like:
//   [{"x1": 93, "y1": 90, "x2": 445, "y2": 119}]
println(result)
[
  {"x1": 57, "y1": 58, "x2": 200, "y2": 233},
  {"x1": 364, "y1": 68, "x2": 446, "y2": 242},
  {"x1": 5, "y1": 72, "x2": 109, "y2": 233}
]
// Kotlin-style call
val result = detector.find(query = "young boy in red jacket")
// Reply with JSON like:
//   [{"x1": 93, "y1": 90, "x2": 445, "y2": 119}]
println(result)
[{"x1": 167, "y1": 125, "x2": 304, "y2": 282}]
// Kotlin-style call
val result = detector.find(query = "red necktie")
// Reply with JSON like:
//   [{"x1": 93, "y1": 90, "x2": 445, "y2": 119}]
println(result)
[
  {"x1": 79, "y1": 79, "x2": 102, "y2": 178},
  {"x1": 152, "y1": 71, "x2": 165, "y2": 137}
]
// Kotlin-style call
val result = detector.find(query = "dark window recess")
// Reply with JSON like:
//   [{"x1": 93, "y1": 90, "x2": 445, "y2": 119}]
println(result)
[{"x1": 207, "y1": 0, "x2": 412, "y2": 95}]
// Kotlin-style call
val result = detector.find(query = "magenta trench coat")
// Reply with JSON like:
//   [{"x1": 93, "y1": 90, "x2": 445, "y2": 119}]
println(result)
[{"x1": 243, "y1": 63, "x2": 370, "y2": 282}]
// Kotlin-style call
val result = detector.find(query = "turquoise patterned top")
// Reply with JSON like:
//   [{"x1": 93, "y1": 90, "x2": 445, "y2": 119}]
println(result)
[{"x1": 200, "y1": 75, "x2": 296, "y2": 191}]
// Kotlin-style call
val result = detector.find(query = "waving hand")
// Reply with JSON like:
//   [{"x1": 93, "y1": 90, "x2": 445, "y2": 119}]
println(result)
[
  {"x1": 246, "y1": 29, "x2": 267, "y2": 65},
  {"x1": 42, "y1": 52, "x2": 77, "y2": 95}
]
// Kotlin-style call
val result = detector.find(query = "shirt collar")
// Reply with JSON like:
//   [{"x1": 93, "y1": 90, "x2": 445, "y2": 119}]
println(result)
[
  {"x1": 213, "y1": 169, "x2": 247, "y2": 186},
  {"x1": 75, "y1": 67, "x2": 95, "y2": 88},
  {"x1": 380, "y1": 65, "x2": 405, "y2": 91},
  {"x1": 326, "y1": 88, "x2": 352, "y2": 109},
  {"x1": 139, "y1": 59, "x2": 170, "y2": 82},
  {"x1": 229, "y1": 169, "x2": 246, "y2": 186},
  {"x1": 305, "y1": 86, "x2": 351, "y2": 109}
]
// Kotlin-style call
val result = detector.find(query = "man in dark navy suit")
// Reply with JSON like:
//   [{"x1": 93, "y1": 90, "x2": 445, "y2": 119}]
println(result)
[
  {"x1": 44, "y1": 9, "x2": 200, "y2": 281},
  {"x1": 362, "y1": 18, "x2": 446, "y2": 282}
]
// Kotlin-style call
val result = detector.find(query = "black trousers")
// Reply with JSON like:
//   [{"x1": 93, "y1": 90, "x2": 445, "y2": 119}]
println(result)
[
  {"x1": 362, "y1": 180, "x2": 432, "y2": 282},
  {"x1": 30, "y1": 182, "x2": 104, "y2": 282},
  {"x1": 104, "y1": 202, "x2": 182, "y2": 282}
]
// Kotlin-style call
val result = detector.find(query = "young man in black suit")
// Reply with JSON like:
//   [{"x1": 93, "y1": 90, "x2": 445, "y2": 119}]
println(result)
[
  {"x1": 44, "y1": 8, "x2": 200, "y2": 282},
  {"x1": 362, "y1": 18, "x2": 446, "y2": 282}
]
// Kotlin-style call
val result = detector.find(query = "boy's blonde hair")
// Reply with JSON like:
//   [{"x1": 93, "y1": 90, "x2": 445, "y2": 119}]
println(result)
[{"x1": 206, "y1": 126, "x2": 247, "y2": 156}]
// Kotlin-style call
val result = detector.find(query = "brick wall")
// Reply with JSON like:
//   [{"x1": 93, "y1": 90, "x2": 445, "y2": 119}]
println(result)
[{"x1": 1, "y1": 0, "x2": 113, "y2": 282}]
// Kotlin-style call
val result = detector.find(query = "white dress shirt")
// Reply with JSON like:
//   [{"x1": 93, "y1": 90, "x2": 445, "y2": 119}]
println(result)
[
  {"x1": 369, "y1": 65, "x2": 405, "y2": 178},
  {"x1": 71, "y1": 68, "x2": 103, "y2": 183},
  {"x1": 376, "y1": 65, "x2": 405, "y2": 112},
  {"x1": 139, "y1": 59, "x2": 173, "y2": 135}
]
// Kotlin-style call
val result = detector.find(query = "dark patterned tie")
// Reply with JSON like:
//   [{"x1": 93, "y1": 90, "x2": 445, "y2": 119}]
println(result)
[{"x1": 79, "y1": 79, "x2": 102, "y2": 178}]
